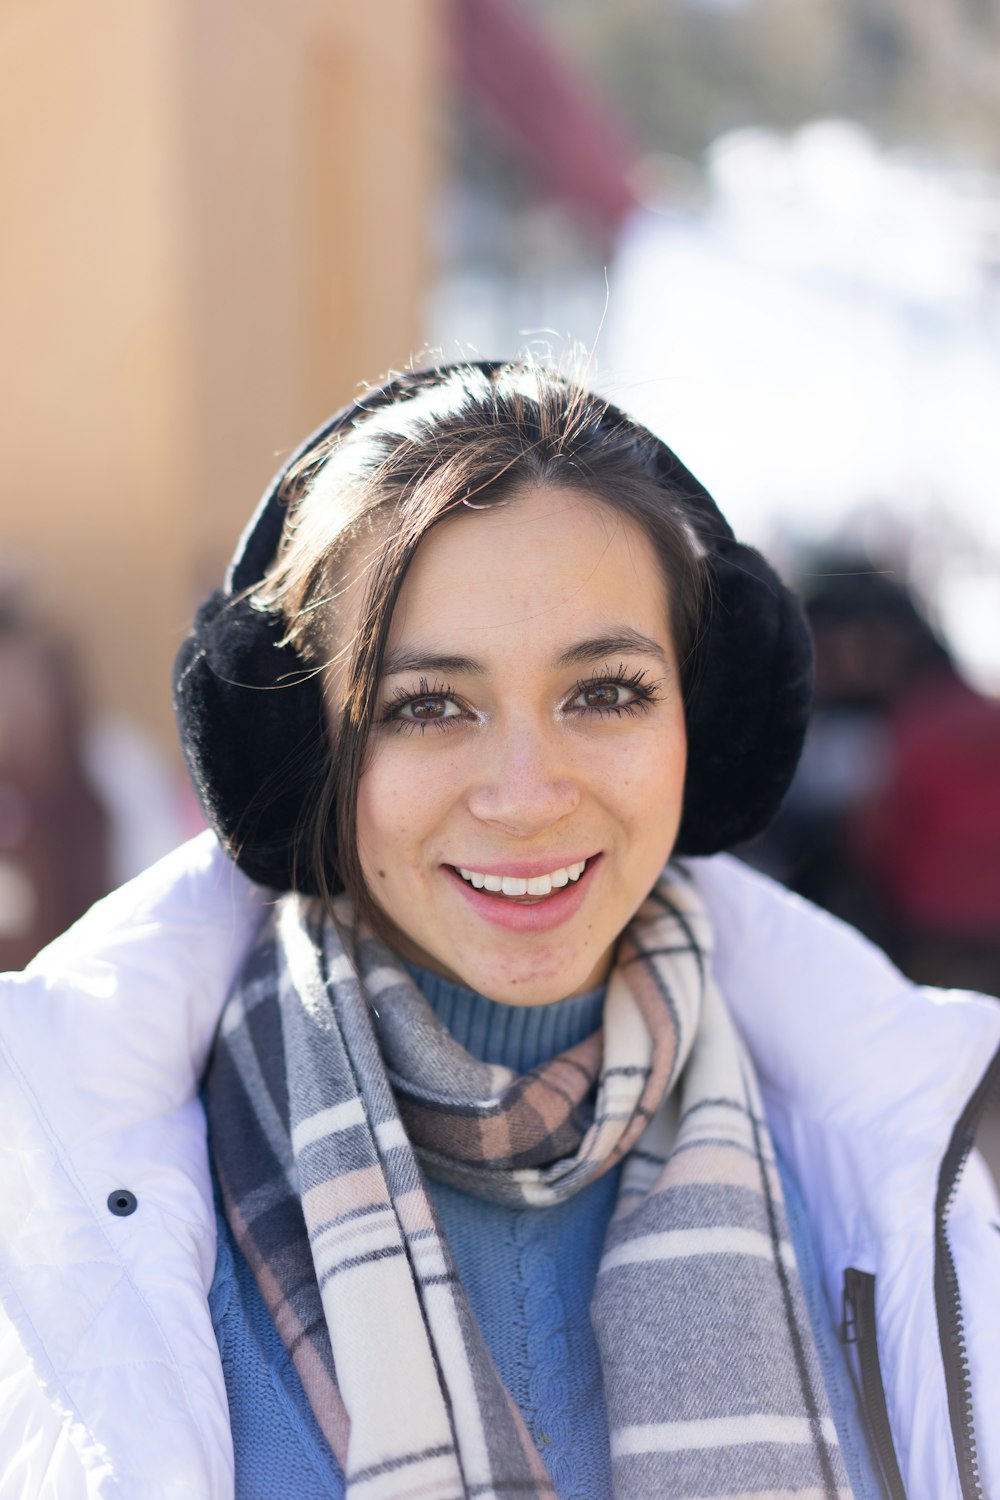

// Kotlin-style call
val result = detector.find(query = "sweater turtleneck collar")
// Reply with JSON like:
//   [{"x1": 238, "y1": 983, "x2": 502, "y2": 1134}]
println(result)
[{"x1": 405, "y1": 962, "x2": 606, "y2": 1074}]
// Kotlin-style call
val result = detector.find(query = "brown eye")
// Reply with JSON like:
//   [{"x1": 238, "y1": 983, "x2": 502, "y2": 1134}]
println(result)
[
  {"x1": 388, "y1": 690, "x2": 464, "y2": 727},
  {"x1": 567, "y1": 670, "x2": 658, "y2": 718},
  {"x1": 381, "y1": 679, "x2": 469, "y2": 733},
  {"x1": 582, "y1": 683, "x2": 625, "y2": 708},
  {"x1": 407, "y1": 695, "x2": 450, "y2": 720}
]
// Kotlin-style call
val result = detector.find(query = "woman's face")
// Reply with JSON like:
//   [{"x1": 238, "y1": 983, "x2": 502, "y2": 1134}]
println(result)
[{"x1": 350, "y1": 485, "x2": 688, "y2": 1004}]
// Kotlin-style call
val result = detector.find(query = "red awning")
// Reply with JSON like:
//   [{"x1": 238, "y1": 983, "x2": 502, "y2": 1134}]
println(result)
[{"x1": 453, "y1": 0, "x2": 639, "y2": 244}]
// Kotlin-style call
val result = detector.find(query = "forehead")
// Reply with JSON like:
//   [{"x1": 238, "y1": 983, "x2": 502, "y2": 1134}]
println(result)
[{"x1": 386, "y1": 484, "x2": 672, "y2": 653}]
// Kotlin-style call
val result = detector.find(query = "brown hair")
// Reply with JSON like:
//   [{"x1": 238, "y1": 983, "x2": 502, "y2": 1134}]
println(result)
[{"x1": 253, "y1": 362, "x2": 709, "y2": 922}]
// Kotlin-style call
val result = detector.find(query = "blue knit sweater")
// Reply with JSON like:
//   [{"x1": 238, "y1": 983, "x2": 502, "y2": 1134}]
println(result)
[{"x1": 207, "y1": 971, "x2": 619, "y2": 1500}]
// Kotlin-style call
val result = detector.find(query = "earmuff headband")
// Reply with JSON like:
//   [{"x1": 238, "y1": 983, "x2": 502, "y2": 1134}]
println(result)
[{"x1": 174, "y1": 361, "x2": 813, "y2": 891}]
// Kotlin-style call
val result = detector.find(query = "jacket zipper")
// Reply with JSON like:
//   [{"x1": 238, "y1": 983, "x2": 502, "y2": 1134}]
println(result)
[
  {"x1": 841, "y1": 1267, "x2": 907, "y2": 1500},
  {"x1": 933, "y1": 1042, "x2": 1000, "y2": 1500}
]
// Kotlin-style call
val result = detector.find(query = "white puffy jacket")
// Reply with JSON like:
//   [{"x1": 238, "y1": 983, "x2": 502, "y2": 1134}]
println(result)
[{"x1": 1, "y1": 832, "x2": 998, "y2": 1500}]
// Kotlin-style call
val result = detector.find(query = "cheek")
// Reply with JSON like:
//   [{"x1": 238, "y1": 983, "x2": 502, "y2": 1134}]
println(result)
[
  {"x1": 605, "y1": 722, "x2": 687, "y2": 856},
  {"x1": 355, "y1": 747, "x2": 454, "y2": 876},
  {"x1": 355, "y1": 758, "x2": 405, "y2": 874},
  {"x1": 599, "y1": 718, "x2": 686, "y2": 801}
]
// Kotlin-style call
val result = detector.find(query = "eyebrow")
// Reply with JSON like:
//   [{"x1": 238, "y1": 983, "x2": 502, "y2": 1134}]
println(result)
[
  {"x1": 380, "y1": 630, "x2": 669, "y2": 678},
  {"x1": 381, "y1": 650, "x2": 487, "y2": 678},
  {"x1": 554, "y1": 631, "x2": 670, "y2": 669}
]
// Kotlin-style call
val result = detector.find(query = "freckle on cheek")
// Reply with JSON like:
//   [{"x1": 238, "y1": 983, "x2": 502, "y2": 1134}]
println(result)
[{"x1": 377, "y1": 869, "x2": 386, "y2": 880}]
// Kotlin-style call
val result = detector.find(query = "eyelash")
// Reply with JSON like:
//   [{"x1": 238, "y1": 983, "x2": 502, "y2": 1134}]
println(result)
[
  {"x1": 570, "y1": 663, "x2": 662, "y2": 718},
  {"x1": 379, "y1": 665, "x2": 662, "y2": 736},
  {"x1": 381, "y1": 678, "x2": 462, "y2": 736}
]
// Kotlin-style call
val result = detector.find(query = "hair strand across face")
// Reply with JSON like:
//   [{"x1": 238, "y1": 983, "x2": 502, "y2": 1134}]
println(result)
[{"x1": 251, "y1": 361, "x2": 710, "y2": 921}]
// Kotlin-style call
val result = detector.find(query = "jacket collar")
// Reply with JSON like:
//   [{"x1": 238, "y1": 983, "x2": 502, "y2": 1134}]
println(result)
[
  {"x1": 691, "y1": 853, "x2": 1000, "y2": 1499},
  {"x1": 3, "y1": 838, "x2": 998, "y2": 1497}
]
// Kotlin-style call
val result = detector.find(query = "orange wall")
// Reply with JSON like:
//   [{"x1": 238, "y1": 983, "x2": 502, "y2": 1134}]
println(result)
[{"x1": 0, "y1": 0, "x2": 442, "y2": 746}]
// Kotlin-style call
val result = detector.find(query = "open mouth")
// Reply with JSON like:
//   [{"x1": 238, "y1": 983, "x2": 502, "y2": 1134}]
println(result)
[{"x1": 448, "y1": 856, "x2": 598, "y2": 904}]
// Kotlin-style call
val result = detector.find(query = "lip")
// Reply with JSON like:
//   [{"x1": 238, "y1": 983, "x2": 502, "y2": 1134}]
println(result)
[{"x1": 443, "y1": 854, "x2": 601, "y2": 934}]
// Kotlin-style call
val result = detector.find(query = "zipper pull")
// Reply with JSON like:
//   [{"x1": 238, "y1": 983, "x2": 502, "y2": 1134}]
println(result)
[{"x1": 841, "y1": 1266, "x2": 863, "y2": 1345}]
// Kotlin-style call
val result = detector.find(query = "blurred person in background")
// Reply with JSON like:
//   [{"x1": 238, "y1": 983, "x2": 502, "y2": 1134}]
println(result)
[
  {"x1": 0, "y1": 568, "x2": 197, "y2": 972},
  {"x1": 746, "y1": 558, "x2": 1000, "y2": 1188},
  {"x1": 747, "y1": 561, "x2": 955, "y2": 937},
  {"x1": 1, "y1": 363, "x2": 998, "y2": 1500},
  {"x1": 0, "y1": 573, "x2": 111, "y2": 970},
  {"x1": 845, "y1": 634, "x2": 1000, "y2": 1000}
]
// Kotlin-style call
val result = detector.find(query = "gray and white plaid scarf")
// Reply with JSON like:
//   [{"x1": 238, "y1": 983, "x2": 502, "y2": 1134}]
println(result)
[{"x1": 205, "y1": 870, "x2": 852, "y2": 1500}]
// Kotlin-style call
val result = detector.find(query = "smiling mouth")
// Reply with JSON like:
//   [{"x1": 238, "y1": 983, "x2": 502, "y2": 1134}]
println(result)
[{"x1": 449, "y1": 857, "x2": 596, "y2": 903}]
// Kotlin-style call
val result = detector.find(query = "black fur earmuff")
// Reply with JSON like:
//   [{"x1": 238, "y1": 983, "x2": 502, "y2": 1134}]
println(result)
[{"x1": 173, "y1": 362, "x2": 813, "y2": 892}]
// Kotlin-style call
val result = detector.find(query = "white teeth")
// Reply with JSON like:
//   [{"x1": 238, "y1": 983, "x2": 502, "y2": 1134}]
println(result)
[{"x1": 456, "y1": 859, "x2": 589, "y2": 896}]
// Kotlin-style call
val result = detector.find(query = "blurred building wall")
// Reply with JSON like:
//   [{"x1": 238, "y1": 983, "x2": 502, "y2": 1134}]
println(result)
[{"x1": 0, "y1": 0, "x2": 442, "y2": 748}]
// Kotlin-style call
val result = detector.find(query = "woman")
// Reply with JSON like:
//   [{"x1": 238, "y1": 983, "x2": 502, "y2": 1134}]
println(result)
[{"x1": 1, "y1": 361, "x2": 998, "y2": 1500}]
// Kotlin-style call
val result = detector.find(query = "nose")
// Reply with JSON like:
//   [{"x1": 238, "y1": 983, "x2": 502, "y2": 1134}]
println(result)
[{"x1": 465, "y1": 720, "x2": 581, "y2": 836}]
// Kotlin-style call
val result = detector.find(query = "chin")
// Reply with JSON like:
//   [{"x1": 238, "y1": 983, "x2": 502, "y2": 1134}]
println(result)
[
  {"x1": 383, "y1": 911, "x2": 610, "y2": 1005},
  {"x1": 457, "y1": 953, "x2": 607, "y2": 1007}
]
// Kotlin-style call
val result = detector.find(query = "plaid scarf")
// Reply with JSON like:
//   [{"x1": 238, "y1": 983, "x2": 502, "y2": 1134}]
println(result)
[{"x1": 205, "y1": 871, "x2": 852, "y2": 1500}]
